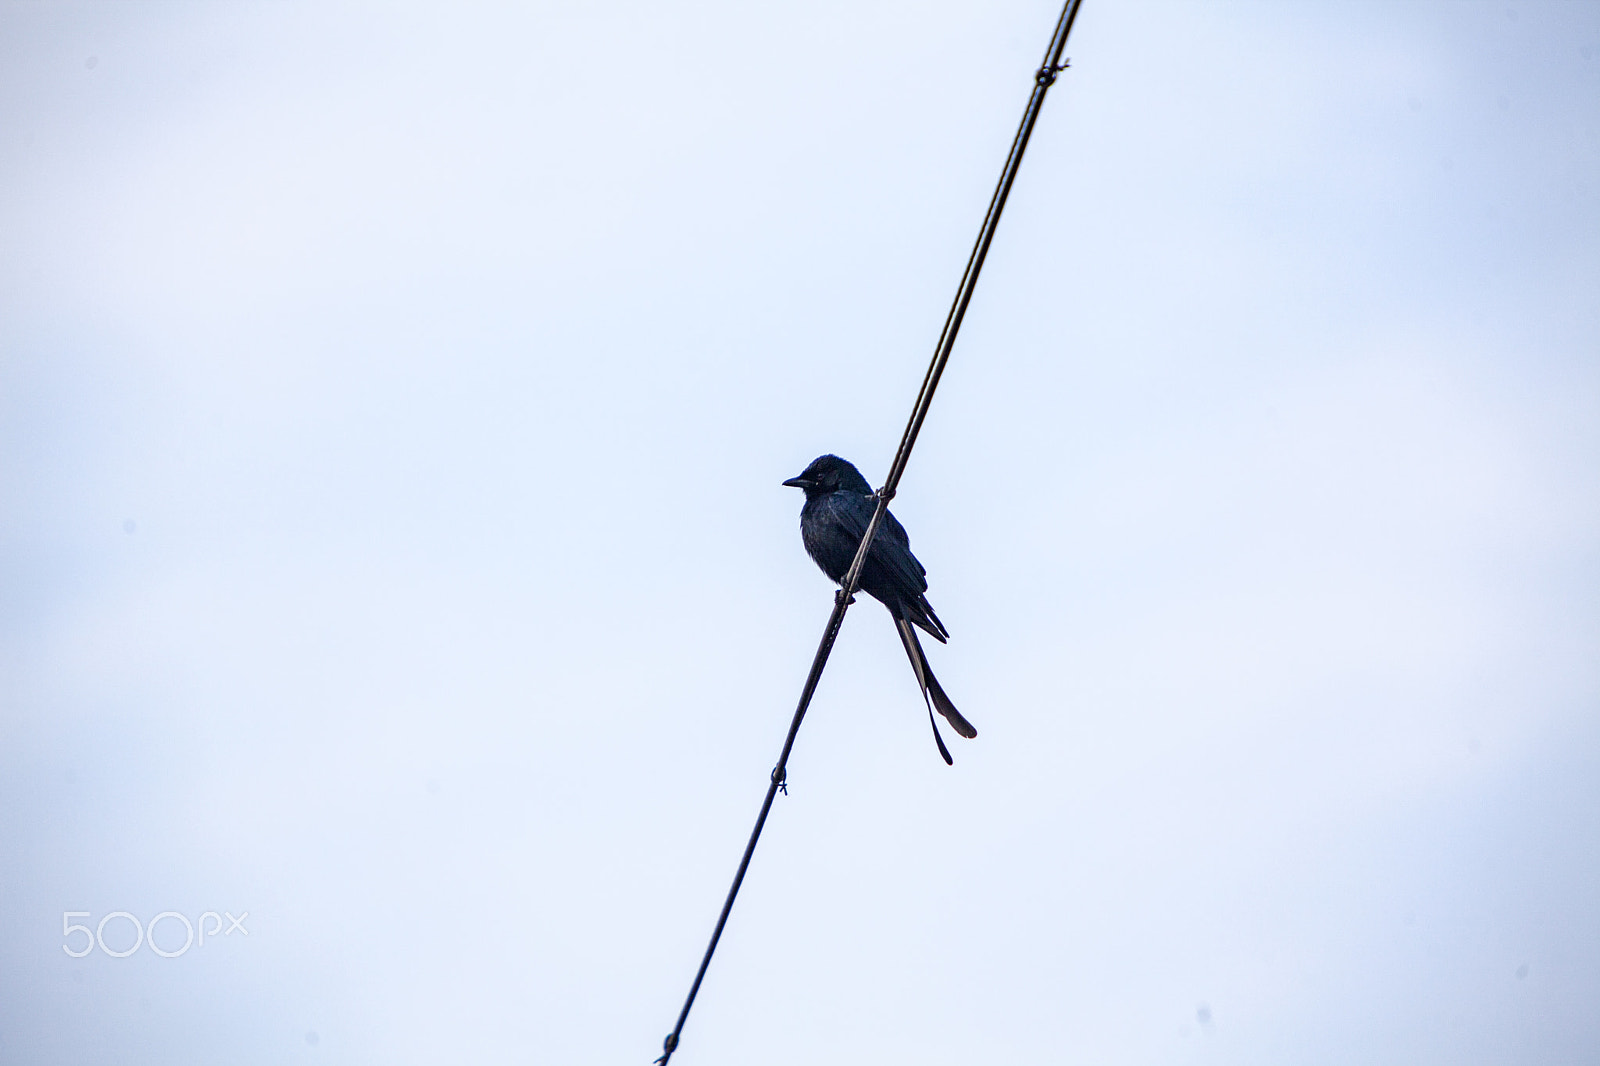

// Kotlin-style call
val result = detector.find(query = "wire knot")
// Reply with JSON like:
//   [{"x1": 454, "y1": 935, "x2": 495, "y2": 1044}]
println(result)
[
  {"x1": 771, "y1": 765, "x2": 787, "y2": 794},
  {"x1": 656, "y1": 1031, "x2": 678, "y2": 1063},
  {"x1": 1035, "y1": 60, "x2": 1068, "y2": 86}
]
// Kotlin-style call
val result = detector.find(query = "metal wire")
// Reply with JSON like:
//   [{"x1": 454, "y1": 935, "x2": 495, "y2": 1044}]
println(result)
[{"x1": 656, "y1": 3, "x2": 1083, "y2": 1060}]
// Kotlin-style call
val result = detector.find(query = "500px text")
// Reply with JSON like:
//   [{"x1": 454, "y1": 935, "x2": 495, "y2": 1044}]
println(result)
[{"x1": 62, "y1": 910, "x2": 249, "y2": 958}]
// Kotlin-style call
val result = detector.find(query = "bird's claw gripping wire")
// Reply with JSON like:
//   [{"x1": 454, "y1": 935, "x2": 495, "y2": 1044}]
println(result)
[{"x1": 835, "y1": 589, "x2": 857, "y2": 607}]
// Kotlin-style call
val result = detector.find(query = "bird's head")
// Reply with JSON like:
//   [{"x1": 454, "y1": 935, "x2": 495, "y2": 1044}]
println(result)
[{"x1": 783, "y1": 454, "x2": 873, "y2": 497}]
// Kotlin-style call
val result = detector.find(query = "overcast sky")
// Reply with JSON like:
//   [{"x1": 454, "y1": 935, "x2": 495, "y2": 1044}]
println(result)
[{"x1": 2, "y1": 2, "x2": 1597, "y2": 1064}]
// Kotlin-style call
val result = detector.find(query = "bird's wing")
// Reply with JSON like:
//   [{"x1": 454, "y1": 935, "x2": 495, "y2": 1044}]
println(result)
[
  {"x1": 878, "y1": 509, "x2": 927, "y2": 579},
  {"x1": 824, "y1": 493, "x2": 929, "y2": 601}
]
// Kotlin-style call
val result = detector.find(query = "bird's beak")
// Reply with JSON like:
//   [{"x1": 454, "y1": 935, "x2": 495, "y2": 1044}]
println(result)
[{"x1": 782, "y1": 476, "x2": 811, "y2": 489}]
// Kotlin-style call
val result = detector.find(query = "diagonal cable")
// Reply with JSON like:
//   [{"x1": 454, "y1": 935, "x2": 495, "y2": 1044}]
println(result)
[{"x1": 655, "y1": 2, "x2": 1083, "y2": 1060}]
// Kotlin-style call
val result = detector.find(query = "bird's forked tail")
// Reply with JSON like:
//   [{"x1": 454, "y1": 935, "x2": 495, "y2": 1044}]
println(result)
[{"x1": 893, "y1": 615, "x2": 977, "y2": 765}]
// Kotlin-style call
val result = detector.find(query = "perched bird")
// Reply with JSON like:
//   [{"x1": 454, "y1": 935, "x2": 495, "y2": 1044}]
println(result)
[{"x1": 783, "y1": 454, "x2": 976, "y2": 764}]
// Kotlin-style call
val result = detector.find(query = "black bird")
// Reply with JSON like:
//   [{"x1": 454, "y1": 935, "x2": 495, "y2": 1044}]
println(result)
[{"x1": 783, "y1": 454, "x2": 976, "y2": 764}]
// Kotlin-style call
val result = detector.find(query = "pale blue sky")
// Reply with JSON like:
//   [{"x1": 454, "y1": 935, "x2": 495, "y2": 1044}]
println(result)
[{"x1": 2, "y1": 2, "x2": 1597, "y2": 1064}]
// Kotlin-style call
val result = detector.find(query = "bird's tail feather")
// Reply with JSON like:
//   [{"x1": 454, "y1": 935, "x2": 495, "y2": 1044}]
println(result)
[
  {"x1": 924, "y1": 662, "x2": 977, "y2": 739},
  {"x1": 925, "y1": 702, "x2": 953, "y2": 765},
  {"x1": 908, "y1": 598, "x2": 949, "y2": 644},
  {"x1": 894, "y1": 616, "x2": 978, "y2": 759}
]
